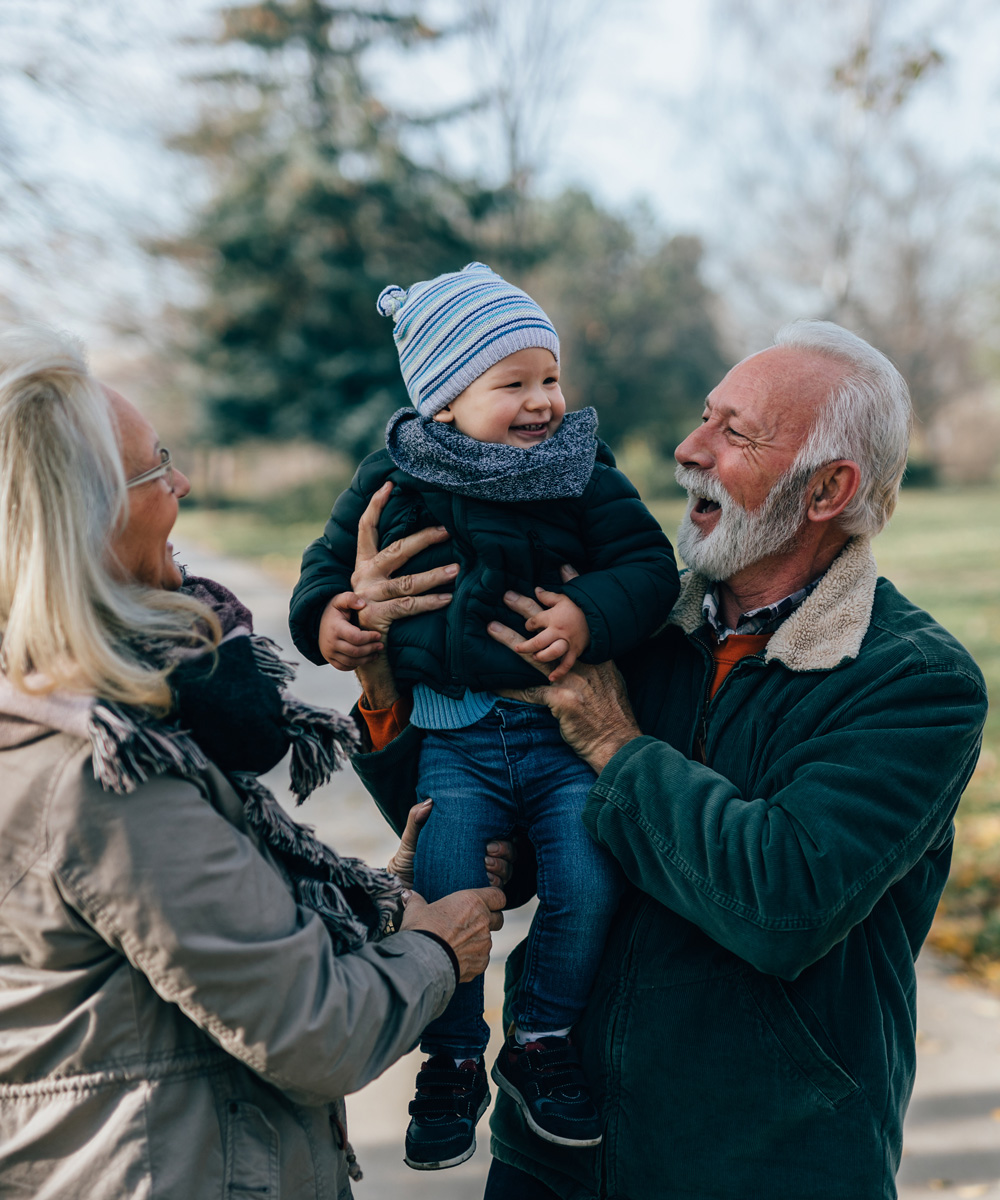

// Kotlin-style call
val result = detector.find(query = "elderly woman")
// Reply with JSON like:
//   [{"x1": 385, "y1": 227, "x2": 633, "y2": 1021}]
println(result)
[{"x1": 0, "y1": 325, "x2": 505, "y2": 1200}]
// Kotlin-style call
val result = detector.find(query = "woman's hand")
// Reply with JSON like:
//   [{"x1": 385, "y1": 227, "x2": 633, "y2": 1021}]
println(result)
[
  {"x1": 318, "y1": 481, "x2": 458, "y2": 670},
  {"x1": 388, "y1": 800, "x2": 516, "y2": 889},
  {"x1": 400, "y1": 887, "x2": 506, "y2": 984},
  {"x1": 488, "y1": 583, "x2": 641, "y2": 774}
]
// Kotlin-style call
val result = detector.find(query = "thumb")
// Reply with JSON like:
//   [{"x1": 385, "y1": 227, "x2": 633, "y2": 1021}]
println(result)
[
  {"x1": 473, "y1": 885, "x2": 507, "y2": 911},
  {"x1": 335, "y1": 591, "x2": 367, "y2": 612},
  {"x1": 400, "y1": 889, "x2": 426, "y2": 910}
]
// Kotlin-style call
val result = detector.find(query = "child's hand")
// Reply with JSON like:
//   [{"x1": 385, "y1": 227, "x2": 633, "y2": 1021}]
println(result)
[
  {"x1": 513, "y1": 589, "x2": 590, "y2": 683},
  {"x1": 318, "y1": 592, "x2": 383, "y2": 670}
]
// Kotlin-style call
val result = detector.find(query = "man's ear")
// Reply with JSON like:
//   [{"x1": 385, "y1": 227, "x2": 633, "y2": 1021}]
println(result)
[
  {"x1": 805, "y1": 460, "x2": 861, "y2": 523},
  {"x1": 432, "y1": 405, "x2": 454, "y2": 424}
]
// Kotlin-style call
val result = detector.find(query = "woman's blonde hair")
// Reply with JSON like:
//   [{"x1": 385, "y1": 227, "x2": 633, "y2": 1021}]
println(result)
[{"x1": 0, "y1": 324, "x2": 219, "y2": 711}]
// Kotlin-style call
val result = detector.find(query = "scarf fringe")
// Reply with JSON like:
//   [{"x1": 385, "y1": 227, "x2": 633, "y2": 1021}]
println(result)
[
  {"x1": 248, "y1": 634, "x2": 298, "y2": 690},
  {"x1": 89, "y1": 702, "x2": 209, "y2": 794},
  {"x1": 231, "y1": 770, "x2": 401, "y2": 951},
  {"x1": 282, "y1": 695, "x2": 361, "y2": 805}
]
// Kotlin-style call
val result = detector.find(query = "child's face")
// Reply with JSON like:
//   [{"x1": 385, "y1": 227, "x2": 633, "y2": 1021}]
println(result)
[{"x1": 432, "y1": 348, "x2": 565, "y2": 446}]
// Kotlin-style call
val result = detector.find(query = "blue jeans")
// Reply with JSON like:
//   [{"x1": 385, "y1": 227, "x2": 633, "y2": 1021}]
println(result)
[{"x1": 414, "y1": 702, "x2": 624, "y2": 1058}]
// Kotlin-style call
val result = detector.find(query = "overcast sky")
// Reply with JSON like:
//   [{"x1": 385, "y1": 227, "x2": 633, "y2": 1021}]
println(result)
[{"x1": 2, "y1": 0, "x2": 998, "y2": 350}]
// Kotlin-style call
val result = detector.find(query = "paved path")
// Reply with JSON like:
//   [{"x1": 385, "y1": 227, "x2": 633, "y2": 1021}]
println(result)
[{"x1": 180, "y1": 541, "x2": 1000, "y2": 1199}]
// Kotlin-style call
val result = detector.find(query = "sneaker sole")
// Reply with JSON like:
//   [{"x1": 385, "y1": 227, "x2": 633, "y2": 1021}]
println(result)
[
  {"x1": 403, "y1": 1089, "x2": 491, "y2": 1171},
  {"x1": 490, "y1": 1063, "x2": 603, "y2": 1148}
]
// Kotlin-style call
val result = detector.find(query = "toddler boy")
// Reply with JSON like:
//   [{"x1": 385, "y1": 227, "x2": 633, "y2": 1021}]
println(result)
[{"x1": 290, "y1": 263, "x2": 679, "y2": 1170}]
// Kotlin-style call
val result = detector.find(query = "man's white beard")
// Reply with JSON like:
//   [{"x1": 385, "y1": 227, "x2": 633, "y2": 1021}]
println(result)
[{"x1": 674, "y1": 464, "x2": 810, "y2": 582}]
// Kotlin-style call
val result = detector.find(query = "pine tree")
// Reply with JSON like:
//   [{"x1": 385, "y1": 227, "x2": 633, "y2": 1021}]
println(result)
[{"x1": 167, "y1": 2, "x2": 490, "y2": 455}]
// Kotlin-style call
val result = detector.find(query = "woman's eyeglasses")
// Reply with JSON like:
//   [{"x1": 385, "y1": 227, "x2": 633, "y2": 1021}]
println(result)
[{"x1": 126, "y1": 448, "x2": 174, "y2": 490}]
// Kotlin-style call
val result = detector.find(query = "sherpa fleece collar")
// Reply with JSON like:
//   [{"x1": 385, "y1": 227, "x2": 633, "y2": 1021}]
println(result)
[{"x1": 668, "y1": 536, "x2": 878, "y2": 672}]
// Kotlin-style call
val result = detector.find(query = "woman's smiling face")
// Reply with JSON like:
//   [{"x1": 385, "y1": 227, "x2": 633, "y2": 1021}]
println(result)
[
  {"x1": 106, "y1": 388, "x2": 191, "y2": 590},
  {"x1": 431, "y1": 347, "x2": 565, "y2": 446}
]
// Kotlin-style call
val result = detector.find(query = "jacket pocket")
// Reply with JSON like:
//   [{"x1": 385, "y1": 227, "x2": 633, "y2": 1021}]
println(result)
[
  {"x1": 740, "y1": 972, "x2": 859, "y2": 1108},
  {"x1": 224, "y1": 1100, "x2": 280, "y2": 1197}
]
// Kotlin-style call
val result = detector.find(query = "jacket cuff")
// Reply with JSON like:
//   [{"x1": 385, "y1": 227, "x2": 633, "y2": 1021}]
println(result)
[{"x1": 410, "y1": 930, "x2": 460, "y2": 987}]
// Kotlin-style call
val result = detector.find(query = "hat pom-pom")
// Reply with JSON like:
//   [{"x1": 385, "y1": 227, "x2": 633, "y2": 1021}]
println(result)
[
  {"x1": 376, "y1": 284, "x2": 406, "y2": 318},
  {"x1": 462, "y1": 261, "x2": 494, "y2": 275}
]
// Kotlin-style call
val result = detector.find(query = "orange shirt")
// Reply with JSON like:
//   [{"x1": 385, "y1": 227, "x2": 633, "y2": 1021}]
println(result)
[
  {"x1": 358, "y1": 692, "x2": 413, "y2": 752},
  {"x1": 708, "y1": 633, "x2": 771, "y2": 701}
]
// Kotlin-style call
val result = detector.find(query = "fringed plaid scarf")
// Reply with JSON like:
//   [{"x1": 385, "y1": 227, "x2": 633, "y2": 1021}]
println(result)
[{"x1": 88, "y1": 574, "x2": 402, "y2": 956}]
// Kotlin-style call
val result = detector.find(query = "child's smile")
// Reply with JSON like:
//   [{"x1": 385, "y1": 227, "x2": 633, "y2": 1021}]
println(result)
[{"x1": 432, "y1": 347, "x2": 566, "y2": 447}]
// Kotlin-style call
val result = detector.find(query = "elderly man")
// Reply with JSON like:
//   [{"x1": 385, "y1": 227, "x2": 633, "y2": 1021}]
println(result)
[{"x1": 334, "y1": 321, "x2": 986, "y2": 1199}]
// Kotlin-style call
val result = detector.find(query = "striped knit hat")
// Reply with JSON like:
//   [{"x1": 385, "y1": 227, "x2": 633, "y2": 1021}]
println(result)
[{"x1": 376, "y1": 262, "x2": 560, "y2": 417}]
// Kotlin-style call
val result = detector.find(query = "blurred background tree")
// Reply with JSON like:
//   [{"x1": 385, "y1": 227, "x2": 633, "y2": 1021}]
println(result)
[{"x1": 160, "y1": 1, "x2": 500, "y2": 459}]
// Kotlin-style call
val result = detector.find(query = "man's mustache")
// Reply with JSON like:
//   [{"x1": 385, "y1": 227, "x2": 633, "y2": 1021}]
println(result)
[{"x1": 674, "y1": 465, "x2": 733, "y2": 508}]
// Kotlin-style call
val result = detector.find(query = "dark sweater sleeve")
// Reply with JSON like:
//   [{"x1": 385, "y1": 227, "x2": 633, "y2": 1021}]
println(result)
[
  {"x1": 560, "y1": 465, "x2": 680, "y2": 663},
  {"x1": 288, "y1": 455, "x2": 389, "y2": 665}
]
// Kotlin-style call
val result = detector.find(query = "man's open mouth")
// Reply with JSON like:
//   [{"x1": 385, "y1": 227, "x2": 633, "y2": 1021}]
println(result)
[{"x1": 693, "y1": 497, "x2": 722, "y2": 515}]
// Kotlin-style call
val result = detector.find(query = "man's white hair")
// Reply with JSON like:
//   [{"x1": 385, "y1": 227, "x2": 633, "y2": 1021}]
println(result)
[{"x1": 774, "y1": 320, "x2": 912, "y2": 538}]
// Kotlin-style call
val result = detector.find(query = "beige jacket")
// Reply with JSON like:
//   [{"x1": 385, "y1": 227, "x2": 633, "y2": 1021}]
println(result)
[{"x1": 0, "y1": 709, "x2": 454, "y2": 1200}]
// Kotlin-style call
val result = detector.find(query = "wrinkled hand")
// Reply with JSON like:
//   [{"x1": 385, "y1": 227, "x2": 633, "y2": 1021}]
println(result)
[
  {"x1": 387, "y1": 800, "x2": 516, "y2": 889},
  {"x1": 318, "y1": 482, "x2": 458, "y2": 670},
  {"x1": 513, "y1": 589, "x2": 590, "y2": 682},
  {"x1": 488, "y1": 571, "x2": 641, "y2": 773},
  {"x1": 400, "y1": 887, "x2": 506, "y2": 983}
]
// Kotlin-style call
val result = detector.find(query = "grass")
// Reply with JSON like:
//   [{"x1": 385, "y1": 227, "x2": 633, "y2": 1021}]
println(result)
[{"x1": 176, "y1": 484, "x2": 1000, "y2": 976}]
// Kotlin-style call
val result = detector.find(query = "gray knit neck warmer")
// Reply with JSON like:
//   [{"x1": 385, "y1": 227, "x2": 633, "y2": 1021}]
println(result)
[{"x1": 385, "y1": 406, "x2": 599, "y2": 501}]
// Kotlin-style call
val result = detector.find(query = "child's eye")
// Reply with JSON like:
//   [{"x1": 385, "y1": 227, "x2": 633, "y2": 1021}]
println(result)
[{"x1": 544, "y1": 376, "x2": 557, "y2": 385}]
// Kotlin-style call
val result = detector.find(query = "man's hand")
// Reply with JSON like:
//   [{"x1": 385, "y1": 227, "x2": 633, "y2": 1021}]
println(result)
[
  {"x1": 388, "y1": 800, "x2": 516, "y2": 889},
  {"x1": 318, "y1": 483, "x2": 459, "y2": 673},
  {"x1": 488, "y1": 582, "x2": 641, "y2": 774},
  {"x1": 513, "y1": 589, "x2": 591, "y2": 682},
  {"x1": 400, "y1": 887, "x2": 506, "y2": 983}
]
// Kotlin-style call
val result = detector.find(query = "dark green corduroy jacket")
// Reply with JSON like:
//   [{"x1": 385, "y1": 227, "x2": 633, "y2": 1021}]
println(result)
[
  {"x1": 352, "y1": 537, "x2": 987, "y2": 1200},
  {"x1": 288, "y1": 443, "x2": 677, "y2": 696}
]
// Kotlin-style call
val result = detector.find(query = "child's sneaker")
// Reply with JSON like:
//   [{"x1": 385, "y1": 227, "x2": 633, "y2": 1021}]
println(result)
[
  {"x1": 491, "y1": 1032, "x2": 602, "y2": 1147},
  {"x1": 404, "y1": 1054, "x2": 490, "y2": 1170}
]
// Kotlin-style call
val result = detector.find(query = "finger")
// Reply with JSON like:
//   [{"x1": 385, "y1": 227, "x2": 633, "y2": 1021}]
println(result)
[
  {"x1": 534, "y1": 586, "x2": 564, "y2": 607},
  {"x1": 486, "y1": 872, "x2": 502, "y2": 887},
  {"x1": 378, "y1": 593, "x2": 453, "y2": 622},
  {"x1": 333, "y1": 625, "x2": 383, "y2": 649},
  {"x1": 486, "y1": 840, "x2": 516, "y2": 861},
  {"x1": 559, "y1": 562, "x2": 581, "y2": 582},
  {"x1": 547, "y1": 649, "x2": 577, "y2": 682},
  {"x1": 488, "y1": 910, "x2": 504, "y2": 932},
  {"x1": 401, "y1": 889, "x2": 424, "y2": 908},
  {"x1": 532, "y1": 638, "x2": 569, "y2": 663},
  {"x1": 474, "y1": 885, "x2": 507, "y2": 911},
  {"x1": 514, "y1": 629, "x2": 559, "y2": 655},
  {"x1": 356, "y1": 483, "x2": 393, "y2": 559},
  {"x1": 399, "y1": 799, "x2": 433, "y2": 852},
  {"x1": 488, "y1": 622, "x2": 551, "y2": 676},
  {"x1": 368, "y1": 562, "x2": 459, "y2": 603},
  {"x1": 502, "y1": 589, "x2": 544, "y2": 619},
  {"x1": 332, "y1": 591, "x2": 368, "y2": 614},
  {"x1": 372, "y1": 524, "x2": 452, "y2": 576},
  {"x1": 329, "y1": 647, "x2": 383, "y2": 669}
]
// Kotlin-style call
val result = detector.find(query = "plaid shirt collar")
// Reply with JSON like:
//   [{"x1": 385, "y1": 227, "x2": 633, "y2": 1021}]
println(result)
[{"x1": 702, "y1": 576, "x2": 823, "y2": 642}]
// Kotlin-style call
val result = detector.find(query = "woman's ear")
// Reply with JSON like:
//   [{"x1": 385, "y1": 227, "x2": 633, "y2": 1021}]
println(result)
[{"x1": 432, "y1": 405, "x2": 454, "y2": 424}]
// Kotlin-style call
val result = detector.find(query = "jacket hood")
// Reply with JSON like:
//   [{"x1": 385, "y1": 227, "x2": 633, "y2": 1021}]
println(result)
[
  {"x1": 0, "y1": 679, "x2": 90, "y2": 748},
  {"x1": 667, "y1": 536, "x2": 878, "y2": 672}
]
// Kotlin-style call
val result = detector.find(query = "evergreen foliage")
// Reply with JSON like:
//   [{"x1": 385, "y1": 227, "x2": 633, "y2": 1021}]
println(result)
[{"x1": 166, "y1": 1, "x2": 492, "y2": 456}]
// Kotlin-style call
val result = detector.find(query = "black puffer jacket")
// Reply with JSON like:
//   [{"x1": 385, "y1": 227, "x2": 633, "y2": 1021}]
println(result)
[{"x1": 289, "y1": 442, "x2": 679, "y2": 697}]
